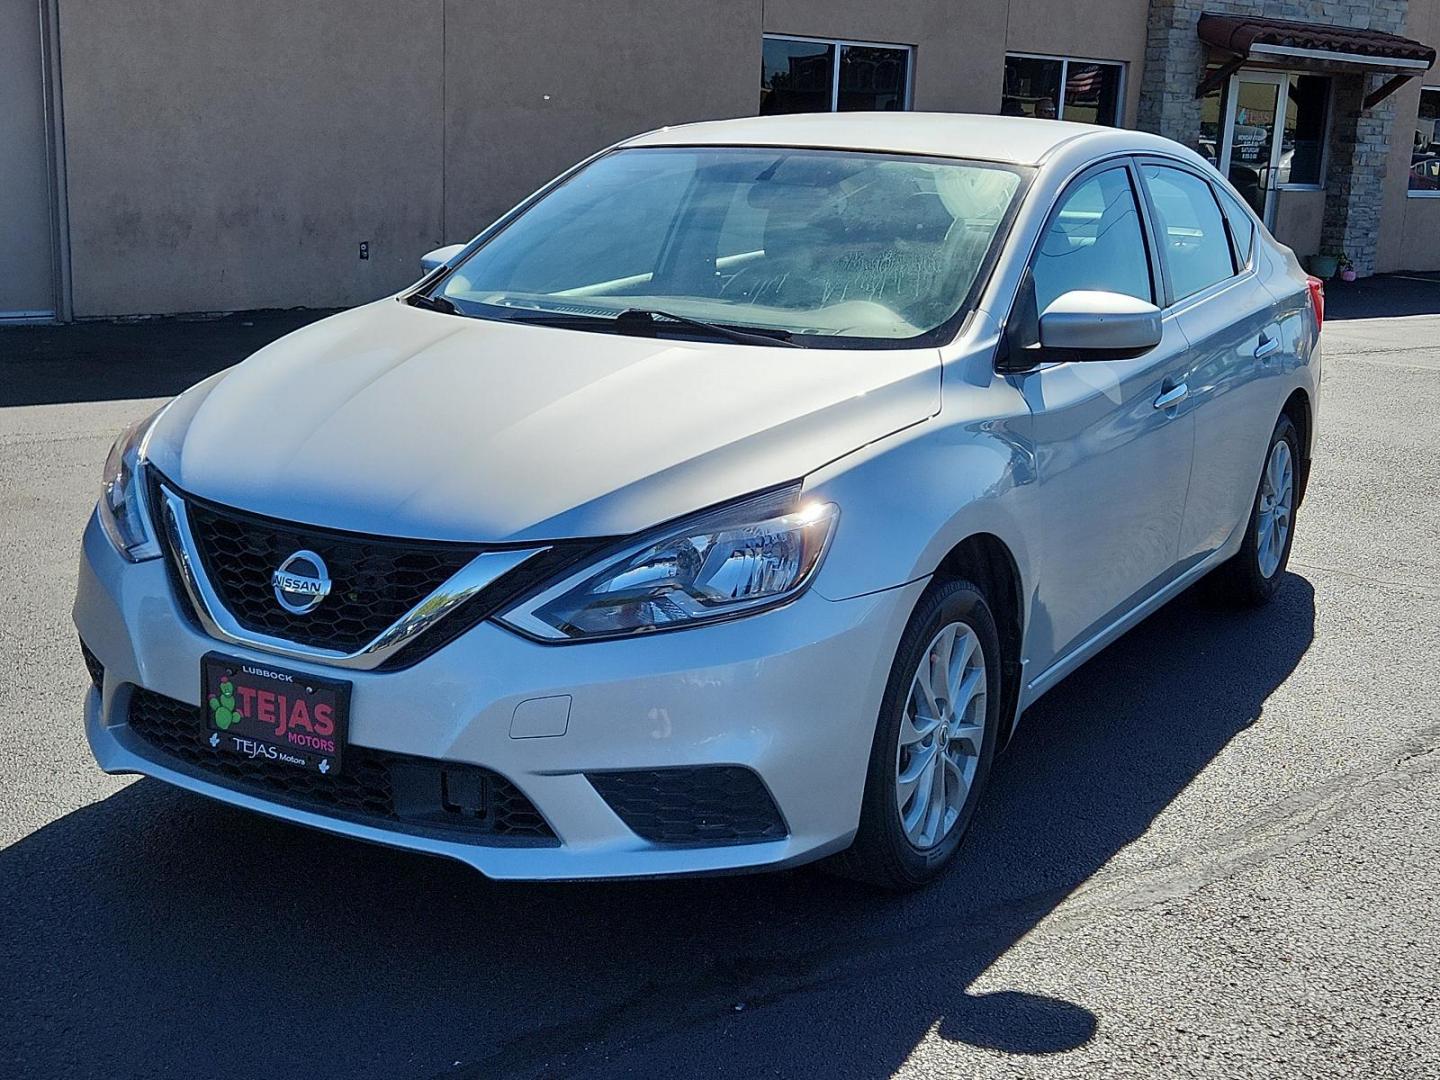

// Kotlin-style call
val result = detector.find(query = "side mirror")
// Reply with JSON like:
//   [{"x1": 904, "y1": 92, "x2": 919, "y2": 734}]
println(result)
[
  {"x1": 1038, "y1": 290, "x2": 1163, "y2": 360},
  {"x1": 420, "y1": 243, "x2": 466, "y2": 275}
]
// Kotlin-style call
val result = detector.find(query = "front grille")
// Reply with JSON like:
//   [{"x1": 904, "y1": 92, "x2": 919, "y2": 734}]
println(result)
[
  {"x1": 183, "y1": 492, "x2": 480, "y2": 654},
  {"x1": 125, "y1": 688, "x2": 557, "y2": 844},
  {"x1": 587, "y1": 766, "x2": 788, "y2": 846},
  {"x1": 153, "y1": 473, "x2": 603, "y2": 668}
]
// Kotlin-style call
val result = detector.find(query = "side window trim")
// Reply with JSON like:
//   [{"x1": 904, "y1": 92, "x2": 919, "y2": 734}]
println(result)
[
  {"x1": 1215, "y1": 187, "x2": 1246, "y2": 272},
  {"x1": 1131, "y1": 156, "x2": 1179, "y2": 308},
  {"x1": 1133, "y1": 155, "x2": 1242, "y2": 311},
  {"x1": 1215, "y1": 184, "x2": 1257, "y2": 271},
  {"x1": 1122, "y1": 155, "x2": 1170, "y2": 309}
]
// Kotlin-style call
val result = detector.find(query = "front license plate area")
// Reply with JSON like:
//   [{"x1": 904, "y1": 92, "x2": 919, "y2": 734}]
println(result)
[{"x1": 201, "y1": 653, "x2": 350, "y2": 776}]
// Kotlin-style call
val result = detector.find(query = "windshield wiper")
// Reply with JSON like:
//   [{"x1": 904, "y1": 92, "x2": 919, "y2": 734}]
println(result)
[
  {"x1": 404, "y1": 292, "x2": 461, "y2": 316},
  {"x1": 615, "y1": 308, "x2": 802, "y2": 348},
  {"x1": 503, "y1": 307, "x2": 801, "y2": 348}
]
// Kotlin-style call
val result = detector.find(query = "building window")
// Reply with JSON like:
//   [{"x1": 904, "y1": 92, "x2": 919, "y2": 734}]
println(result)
[
  {"x1": 1411, "y1": 87, "x2": 1440, "y2": 195},
  {"x1": 1002, "y1": 55, "x2": 1124, "y2": 126},
  {"x1": 1277, "y1": 74, "x2": 1329, "y2": 188},
  {"x1": 761, "y1": 36, "x2": 912, "y2": 114}
]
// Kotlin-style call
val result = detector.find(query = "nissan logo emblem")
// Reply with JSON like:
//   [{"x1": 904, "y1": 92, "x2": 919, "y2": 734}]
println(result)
[{"x1": 272, "y1": 550, "x2": 332, "y2": 615}]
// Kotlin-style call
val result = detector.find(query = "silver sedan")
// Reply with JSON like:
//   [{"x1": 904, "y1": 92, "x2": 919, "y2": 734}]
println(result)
[{"x1": 76, "y1": 113, "x2": 1321, "y2": 888}]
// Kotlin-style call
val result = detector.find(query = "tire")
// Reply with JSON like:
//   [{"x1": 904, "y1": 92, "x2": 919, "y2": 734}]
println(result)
[
  {"x1": 831, "y1": 578, "x2": 1003, "y2": 890},
  {"x1": 1212, "y1": 413, "x2": 1300, "y2": 607}
]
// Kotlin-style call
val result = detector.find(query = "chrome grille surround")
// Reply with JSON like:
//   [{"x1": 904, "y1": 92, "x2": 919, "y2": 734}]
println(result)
[{"x1": 153, "y1": 476, "x2": 551, "y2": 671}]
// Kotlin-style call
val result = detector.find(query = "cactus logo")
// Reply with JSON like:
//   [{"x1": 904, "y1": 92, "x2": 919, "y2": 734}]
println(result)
[
  {"x1": 271, "y1": 550, "x2": 331, "y2": 614},
  {"x1": 209, "y1": 676, "x2": 244, "y2": 730}
]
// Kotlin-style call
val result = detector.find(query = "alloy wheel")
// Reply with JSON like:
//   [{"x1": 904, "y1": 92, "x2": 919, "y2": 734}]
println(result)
[
  {"x1": 895, "y1": 620, "x2": 988, "y2": 850},
  {"x1": 1256, "y1": 438, "x2": 1294, "y2": 579}
]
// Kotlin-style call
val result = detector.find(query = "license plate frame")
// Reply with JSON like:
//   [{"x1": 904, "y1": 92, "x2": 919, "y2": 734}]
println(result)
[{"x1": 201, "y1": 652, "x2": 350, "y2": 776}]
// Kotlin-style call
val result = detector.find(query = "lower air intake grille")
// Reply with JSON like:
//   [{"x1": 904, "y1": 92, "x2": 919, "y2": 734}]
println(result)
[
  {"x1": 80, "y1": 639, "x2": 105, "y2": 689},
  {"x1": 586, "y1": 766, "x2": 787, "y2": 846},
  {"x1": 125, "y1": 688, "x2": 556, "y2": 844}
]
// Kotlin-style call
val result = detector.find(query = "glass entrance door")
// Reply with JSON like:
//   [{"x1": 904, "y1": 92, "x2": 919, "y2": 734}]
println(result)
[{"x1": 1218, "y1": 72, "x2": 1287, "y2": 227}]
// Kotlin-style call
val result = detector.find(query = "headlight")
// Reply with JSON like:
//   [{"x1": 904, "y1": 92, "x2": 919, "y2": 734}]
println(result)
[
  {"x1": 499, "y1": 487, "x2": 839, "y2": 641},
  {"x1": 98, "y1": 411, "x2": 163, "y2": 562}
]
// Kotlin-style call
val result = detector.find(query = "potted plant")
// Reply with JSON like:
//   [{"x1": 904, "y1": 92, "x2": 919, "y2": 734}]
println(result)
[
  {"x1": 1307, "y1": 252, "x2": 1340, "y2": 279},
  {"x1": 1337, "y1": 253, "x2": 1357, "y2": 282}
]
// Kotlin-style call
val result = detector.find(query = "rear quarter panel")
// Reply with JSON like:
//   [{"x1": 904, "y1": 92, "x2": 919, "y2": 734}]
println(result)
[{"x1": 1258, "y1": 238, "x2": 1322, "y2": 457}]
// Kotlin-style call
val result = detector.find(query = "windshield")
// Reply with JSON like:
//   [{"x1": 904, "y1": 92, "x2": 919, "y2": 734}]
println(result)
[{"x1": 432, "y1": 146, "x2": 1025, "y2": 347}]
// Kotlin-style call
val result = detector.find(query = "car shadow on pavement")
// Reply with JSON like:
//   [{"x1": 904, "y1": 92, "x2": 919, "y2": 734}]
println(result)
[{"x1": 0, "y1": 577, "x2": 1315, "y2": 1080}]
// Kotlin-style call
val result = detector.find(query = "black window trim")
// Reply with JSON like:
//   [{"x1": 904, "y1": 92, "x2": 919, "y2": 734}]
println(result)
[{"x1": 996, "y1": 148, "x2": 1266, "y2": 374}]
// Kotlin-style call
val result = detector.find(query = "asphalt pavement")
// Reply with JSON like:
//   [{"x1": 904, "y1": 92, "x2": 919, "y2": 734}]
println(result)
[{"x1": 1, "y1": 283, "x2": 1437, "y2": 1079}]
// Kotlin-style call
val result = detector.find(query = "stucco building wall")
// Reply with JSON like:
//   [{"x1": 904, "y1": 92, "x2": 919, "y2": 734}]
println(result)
[
  {"x1": 54, "y1": 0, "x2": 1158, "y2": 318},
  {"x1": 57, "y1": 0, "x2": 446, "y2": 317},
  {"x1": 43, "y1": 0, "x2": 1440, "y2": 317},
  {"x1": 1273, "y1": 188, "x2": 1327, "y2": 259},
  {"x1": 442, "y1": 0, "x2": 762, "y2": 256}
]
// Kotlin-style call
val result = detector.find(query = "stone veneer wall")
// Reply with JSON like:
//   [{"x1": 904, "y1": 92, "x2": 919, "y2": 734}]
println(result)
[{"x1": 1138, "y1": 0, "x2": 1410, "y2": 274}]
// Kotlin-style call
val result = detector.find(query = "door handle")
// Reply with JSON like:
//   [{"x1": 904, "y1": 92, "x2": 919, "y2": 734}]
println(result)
[
  {"x1": 1153, "y1": 382, "x2": 1189, "y2": 410},
  {"x1": 1254, "y1": 335, "x2": 1281, "y2": 359}
]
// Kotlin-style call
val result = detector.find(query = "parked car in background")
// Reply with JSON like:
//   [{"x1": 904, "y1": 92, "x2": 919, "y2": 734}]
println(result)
[
  {"x1": 1411, "y1": 154, "x2": 1440, "y2": 191},
  {"x1": 76, "y1": 113, "x2": 1321, "y2": 888}
]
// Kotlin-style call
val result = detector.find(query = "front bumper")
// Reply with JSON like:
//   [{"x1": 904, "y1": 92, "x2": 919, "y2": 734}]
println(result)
[{"x1": 75, "y1": 513, "x2": 923, "y2": 880}]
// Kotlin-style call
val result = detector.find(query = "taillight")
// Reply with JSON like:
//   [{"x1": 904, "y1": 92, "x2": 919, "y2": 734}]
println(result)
[{"x1": 1306, "y1": 275, "x2": 1325, "y2": 330}]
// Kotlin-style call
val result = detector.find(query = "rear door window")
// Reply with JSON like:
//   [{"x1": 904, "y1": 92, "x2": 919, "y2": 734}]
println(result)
[{"x1": 1140, "y1": 164, "x2": 1237, "y2": 301}]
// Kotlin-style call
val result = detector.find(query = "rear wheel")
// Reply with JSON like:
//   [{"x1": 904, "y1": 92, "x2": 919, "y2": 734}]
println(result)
[
  {"x1": 832, "y1": 578, "x2": 1002, "y2": 889},
  {"x1": 1213, "y1": 413, "x2": 1300, "y2": 606}
]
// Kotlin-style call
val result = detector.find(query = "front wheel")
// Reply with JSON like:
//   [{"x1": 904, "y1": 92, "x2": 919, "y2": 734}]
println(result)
[
  {"x1": 1213, "y1": 413, "x2": 1300, "y2": 606},
  {"x1": 832, "y1": 578, "x2": 1002, "y2": 890}
]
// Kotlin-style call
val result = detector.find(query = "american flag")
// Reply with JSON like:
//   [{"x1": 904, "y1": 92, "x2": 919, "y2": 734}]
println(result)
[{"x1": 1066, "y1": 65, "x2": 1105, "y2": 96}]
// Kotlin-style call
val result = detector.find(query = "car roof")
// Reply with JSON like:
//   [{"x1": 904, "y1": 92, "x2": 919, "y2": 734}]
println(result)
[{"x1": 620, "y1": 112, "x2": 1186, "y2": 167}]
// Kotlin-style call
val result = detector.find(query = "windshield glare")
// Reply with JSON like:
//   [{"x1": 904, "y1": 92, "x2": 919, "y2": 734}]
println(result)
[{"x1": 437, "y1": 147, "x2": 1024, "y2": 345}]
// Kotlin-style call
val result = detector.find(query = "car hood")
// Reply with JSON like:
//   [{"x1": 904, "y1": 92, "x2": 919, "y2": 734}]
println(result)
[{"x1": 145, "y1": 301, "x2": 940, "y2": 542}]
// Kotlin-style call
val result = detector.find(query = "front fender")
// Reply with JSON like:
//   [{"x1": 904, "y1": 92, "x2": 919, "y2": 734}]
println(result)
[{"x1": 804, "y1": 411, "x2": 1038, "y2": 615}]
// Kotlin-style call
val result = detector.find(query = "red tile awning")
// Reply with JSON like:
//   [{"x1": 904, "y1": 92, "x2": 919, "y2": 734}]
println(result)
[
  {"x1": 1195, "y1": 13, "x2": 1435, "y2": 104},
  {"x1": 1197, "y1": 13, "x2": 1436, "y2": 70}
]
